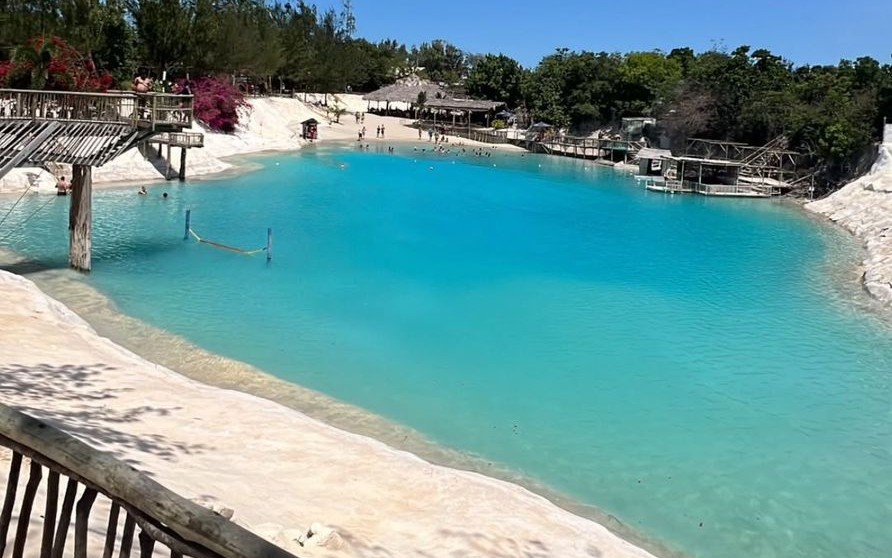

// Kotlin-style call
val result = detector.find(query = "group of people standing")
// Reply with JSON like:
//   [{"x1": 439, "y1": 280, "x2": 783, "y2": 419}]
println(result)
[{"x1": 357, "y1": 124, "x2": 386, "y2": 141}]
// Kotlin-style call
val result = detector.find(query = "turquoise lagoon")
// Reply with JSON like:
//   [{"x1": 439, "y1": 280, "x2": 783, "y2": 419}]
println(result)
[{"x1": 2, "y1": 145, "x2": 891, "y2": 558}]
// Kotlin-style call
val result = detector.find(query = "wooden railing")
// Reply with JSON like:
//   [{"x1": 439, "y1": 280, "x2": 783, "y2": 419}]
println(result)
[
  {"x1": 0, "y1": 403, "x2": 297, "y2": 558},
  {"x1": 0, "y1": 89, "x2": 192, "y2": 129},
  {"x1": 156, "y1": 132, "x2": 205, "y2": 148}
]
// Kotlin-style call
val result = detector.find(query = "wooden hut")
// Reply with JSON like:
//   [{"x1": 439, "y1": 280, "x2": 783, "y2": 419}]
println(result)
[
  {"x1": 362, "y1": 75, "x2": 448, "y2": 115},
  {"x1": 301, "y1": 118, "x2": 318, "y2": 140}
]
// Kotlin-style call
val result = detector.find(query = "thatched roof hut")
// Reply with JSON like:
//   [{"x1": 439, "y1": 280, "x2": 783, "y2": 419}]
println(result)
[
  {"x1": 363, "y1": 75, "x2": 448, "y2": 104},
  {"x1": 425, "y1": 98, "x2": 505, "y2": 112}
]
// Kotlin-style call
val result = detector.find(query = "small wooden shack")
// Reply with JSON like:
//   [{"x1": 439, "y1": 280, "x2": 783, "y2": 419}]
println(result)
[{"x1": 301, "y1": 118, "x2": 318, "y2": 140}]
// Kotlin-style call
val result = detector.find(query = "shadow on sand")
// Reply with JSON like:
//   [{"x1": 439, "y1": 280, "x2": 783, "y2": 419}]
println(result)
[{"x1": 0, "y1": 362, "x2": 211, "y2": 467}]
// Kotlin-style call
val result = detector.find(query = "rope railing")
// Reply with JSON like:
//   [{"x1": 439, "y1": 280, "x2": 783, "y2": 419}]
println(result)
[{"x1": 184, "y1": 210, "x2": 272, "y2": 261}]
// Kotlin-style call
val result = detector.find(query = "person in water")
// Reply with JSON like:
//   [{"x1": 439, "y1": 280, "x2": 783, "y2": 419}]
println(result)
[
  {"x1": 138, "y1": 186, "x2": 147, "y2": 195},
  {"x1": 162, "y1": 192, "x2": 169, "y2": 199},
  {"x1": 56, "y1": 176, "x2": 70, "y2": 196}
]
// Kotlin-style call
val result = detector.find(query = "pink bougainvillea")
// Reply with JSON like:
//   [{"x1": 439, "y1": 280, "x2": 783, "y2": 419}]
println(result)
[
  {"x1": 178, "y1": 76, "x2": 249, "y2": 133},
  {"x1": 0, "y1": 36, "x2": 113, "y2": 92}
]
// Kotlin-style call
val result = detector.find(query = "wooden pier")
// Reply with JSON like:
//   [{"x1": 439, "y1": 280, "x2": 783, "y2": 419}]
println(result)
[
  {"x1": 0, "y1": 88, "x2": 196, "y2": 271},
  {"x1": 635, "y1": 137, "x2": 803, "y2": 198}
]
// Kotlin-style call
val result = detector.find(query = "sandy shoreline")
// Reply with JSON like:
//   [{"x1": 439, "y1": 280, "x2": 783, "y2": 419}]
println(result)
[
  {"x1": 0, "y1": 267, "x2": 660, "y2": 558},
  {"x1": 0, "y1": 96, "x2": 664, "y2": 557},
  {"x1": 0, "y1": 94, "x2": 523, "y2": 195},
  {"x1": 806, "y1": 125, "x2": 892, "y2": 307}
]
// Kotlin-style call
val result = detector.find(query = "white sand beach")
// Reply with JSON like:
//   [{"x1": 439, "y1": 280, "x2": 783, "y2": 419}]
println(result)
[
  {"x1": 0, "y1": 95, "x2": 656, "y2": 556},
  {"x1": 0, "y1": 94, "x2": 521, "y2": 194},
  {"x1": 0, "y1": 270, "x2": 658, "y2": 558},
  {"x1": 807, "y1": 124, "x2": 892, "y2": 307}
]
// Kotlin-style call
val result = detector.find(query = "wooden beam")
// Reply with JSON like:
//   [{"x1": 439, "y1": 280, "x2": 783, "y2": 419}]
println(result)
[
  {"x1": 68, "y1": 165, "x2": 92, "y2": 272},
  {"x1": 0, "y1": 121, "x2": 59, "y2": 181},
  {"x1": 0, "y1": 452, "x2": 23, "y2": 556},
  {"x1": 0, "y1": 404, "x2": 297, "y2": 558},
  {"x1": 178, "y1": 148, "x2": 187, "y2": 181}
]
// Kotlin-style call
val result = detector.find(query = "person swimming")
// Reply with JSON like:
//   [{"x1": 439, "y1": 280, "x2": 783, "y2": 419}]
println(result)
[
  {"x1": 138, "y1": 186, "x2": 147, "y2": 195},
  {"x1": 162, "y1": 192, "x2": 169, "y2": 198}
]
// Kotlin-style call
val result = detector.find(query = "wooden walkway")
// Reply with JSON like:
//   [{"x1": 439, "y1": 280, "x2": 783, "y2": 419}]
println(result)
[{"x1": 0, "y1": 89, "x2": 194, "y2": 178}]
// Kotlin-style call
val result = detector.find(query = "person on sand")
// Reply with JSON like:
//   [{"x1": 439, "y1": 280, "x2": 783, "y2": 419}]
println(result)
[
  {"x1": 138, "y1": 186, "x2": 147, "y2": 196},
  {"x1": 381, "y1": 125, "x2": 385, "y2": 139},
  {"x1": 418, "y1": 127, "x2": 422, "y2": 139},
  {"x1": 56, "y1": 176, "x2": 70, "y2": 196}
]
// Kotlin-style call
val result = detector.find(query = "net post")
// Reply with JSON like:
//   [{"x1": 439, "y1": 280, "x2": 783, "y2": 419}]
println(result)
[
  {"x1": 184, "y1": 209, "x2": 191, "y2": 240},
  {"x1": 266, "y1": 228, "x2": 273, "y2": 262}
]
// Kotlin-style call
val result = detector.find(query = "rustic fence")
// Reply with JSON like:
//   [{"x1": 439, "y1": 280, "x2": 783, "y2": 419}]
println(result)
[
  {"x1": 0, "y1": 403, "x2": 296, "y2": 558},
  {"x1": 0, "y1": 90, "x2": 193, "y2": 129}
]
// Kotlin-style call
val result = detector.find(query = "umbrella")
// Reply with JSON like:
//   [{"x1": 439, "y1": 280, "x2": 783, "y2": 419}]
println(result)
[
  {"x1": 495, "y1": 110, "x2": 514, "y2": 119},
  {"x1": 529, "y1": 122, "x2": 553, "y2": 130}
]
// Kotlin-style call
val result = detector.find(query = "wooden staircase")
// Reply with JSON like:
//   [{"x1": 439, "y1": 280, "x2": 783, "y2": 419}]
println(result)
[
  {"x1": 0, "y1": 88, "x2": 194, "y2": 271},
  {"x1": 0, "y1": 88, "x2": 193, "y2": 181}
]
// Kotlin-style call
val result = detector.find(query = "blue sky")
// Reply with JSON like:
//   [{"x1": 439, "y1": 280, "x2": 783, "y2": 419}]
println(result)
[{"x1": 311, "y1": 0, "x2": 892, "y2": 68}]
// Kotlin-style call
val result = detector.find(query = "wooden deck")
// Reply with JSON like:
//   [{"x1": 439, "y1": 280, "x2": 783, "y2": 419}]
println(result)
[
  {"x1": 0, "y1": 89, "x2": 193, "y2": 130},
  {"x1": 0, "y1": 89, "x2": 194, "y2": 175}
]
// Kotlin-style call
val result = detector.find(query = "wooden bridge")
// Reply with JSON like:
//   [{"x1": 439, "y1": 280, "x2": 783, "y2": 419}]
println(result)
[
  {"x1": 0, "y1": 403, "x2": 298, "y2": 558},
  {"x1": 0, "y1": 89, "x2": 196, "y2": 271}
]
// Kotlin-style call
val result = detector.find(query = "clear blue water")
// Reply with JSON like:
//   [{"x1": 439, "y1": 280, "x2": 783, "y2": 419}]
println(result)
[{"x1": 3, "y1": 145, "x2": 892, "y2": 558}]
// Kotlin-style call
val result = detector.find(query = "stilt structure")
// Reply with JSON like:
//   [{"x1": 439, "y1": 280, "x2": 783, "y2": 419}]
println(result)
[
  {"x1": 0, "y1": 88, "x2": 195, "y2": 271},
  {"x1": 68, "y1": 165, "x2": 92, "y2": 271}
]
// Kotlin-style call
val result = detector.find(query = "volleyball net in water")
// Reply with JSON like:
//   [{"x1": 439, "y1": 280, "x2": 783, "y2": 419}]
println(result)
[{"x1": 184, "y1": 209, "x2": 272, "y2": 261}]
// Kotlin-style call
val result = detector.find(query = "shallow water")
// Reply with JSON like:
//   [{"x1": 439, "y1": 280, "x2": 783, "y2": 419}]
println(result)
[{"x1": 3, "y1": 144, "x2": 892, "y2": 558}]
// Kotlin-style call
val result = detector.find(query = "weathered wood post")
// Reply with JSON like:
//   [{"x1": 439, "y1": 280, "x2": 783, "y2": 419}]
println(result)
[
  {"x1": 179, "y1": 146, "x2": 187, "y2": 181},
  {"x1": 266, "y1": 228, "x2": 273, "y2": 263},
  {"x1": 69, "y1": 165, "x2": 92, "y2": 272}
]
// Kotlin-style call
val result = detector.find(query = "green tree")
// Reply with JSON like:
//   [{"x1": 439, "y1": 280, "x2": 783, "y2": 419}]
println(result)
[
  {"x1": 411, "y1": 39, "x2": 466, "y2": 84},
  {"x1": 466, "y1": 53, "x2": 524, "y2": 108}
]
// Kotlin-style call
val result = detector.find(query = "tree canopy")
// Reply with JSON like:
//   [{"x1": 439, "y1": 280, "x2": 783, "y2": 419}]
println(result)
[{"x1": 0, "y1": 0, "x2": 889, "y2": 186}]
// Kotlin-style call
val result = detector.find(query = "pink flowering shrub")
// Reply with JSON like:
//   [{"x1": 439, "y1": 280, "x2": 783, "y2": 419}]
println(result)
[
  {"x1": 0, "y1": 36, "x2": 113, "y2": 91},
  {"x1": 183, "y1": 76, "x2": 249, "y2": 133}
]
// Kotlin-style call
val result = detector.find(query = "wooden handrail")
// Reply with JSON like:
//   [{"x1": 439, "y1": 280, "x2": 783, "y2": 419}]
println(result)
[
  {"x1": 0, "y1": 89, "x2": 193, "y2": 129},
  {"x1": 0, "y1": 403, "x2": 297, "y2": 558}
]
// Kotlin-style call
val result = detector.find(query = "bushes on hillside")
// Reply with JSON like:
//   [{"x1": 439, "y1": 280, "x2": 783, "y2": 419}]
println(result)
[{"x1": 179, "y1": 76, "x2": 249, "y2": 133}]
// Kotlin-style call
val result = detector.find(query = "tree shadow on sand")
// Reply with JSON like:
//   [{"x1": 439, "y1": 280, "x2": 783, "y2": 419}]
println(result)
[
  {"x1": 0, "y1": 362, "x2": 211, "y2": 467},
  {"x1": 335, "y1": 526, "x2": 574, "y2": 558}
]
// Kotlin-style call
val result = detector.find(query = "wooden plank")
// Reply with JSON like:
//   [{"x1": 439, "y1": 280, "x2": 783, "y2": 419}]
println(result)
[
  {"x1": 102, "y1": 502, "x2": 121, "y2": 558},
  {"x1": 40, "y1": 470, "x2": 60, "y2": 558},
  {"x1": 74, "y1": 487, "x2": 97, "y2": 558},
  {"x1": 0, "y1": 404, "x2": 297, "y2": 558},
  {"x1": 68, "y1": 164, "x2": 92, "y2": 272},
  {"x1": 50, "y1": 478, "x2": 78, "y2": 558},
  {"x1": 11, "y1": 461, "x2": 42, "y2": 558},
  {"x1": 137, "y1": 529, "x2": 155, "y2": 558},
  {"x1": 118, "y1": 513, "x2": 135, "y2": 558},
  {"x1": 0, "y1": 121, "x2": 59, "y2": 181},
  {"x1": 0, "y1": 451, "x2": 23, "y2": 555}
]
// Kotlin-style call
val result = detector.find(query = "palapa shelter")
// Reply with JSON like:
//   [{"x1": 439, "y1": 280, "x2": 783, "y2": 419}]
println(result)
[
  {"x1": 425, "y1": 98, "x2": 506, "y2": 130},
  {"x1": 362, "y1": 75, "x2": 448, "y2": 113}
]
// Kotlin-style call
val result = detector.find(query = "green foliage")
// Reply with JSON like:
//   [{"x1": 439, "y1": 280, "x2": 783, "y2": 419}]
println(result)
[
  {"x1": 466, "y1": 54, "x2": 524, "y2": 108},
  {"x1": 0, "y1": 2, "x2": 888, "y2": 187},
  {"x1": 411, "y1": 39, "x2": 466, "y2": 84}
]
